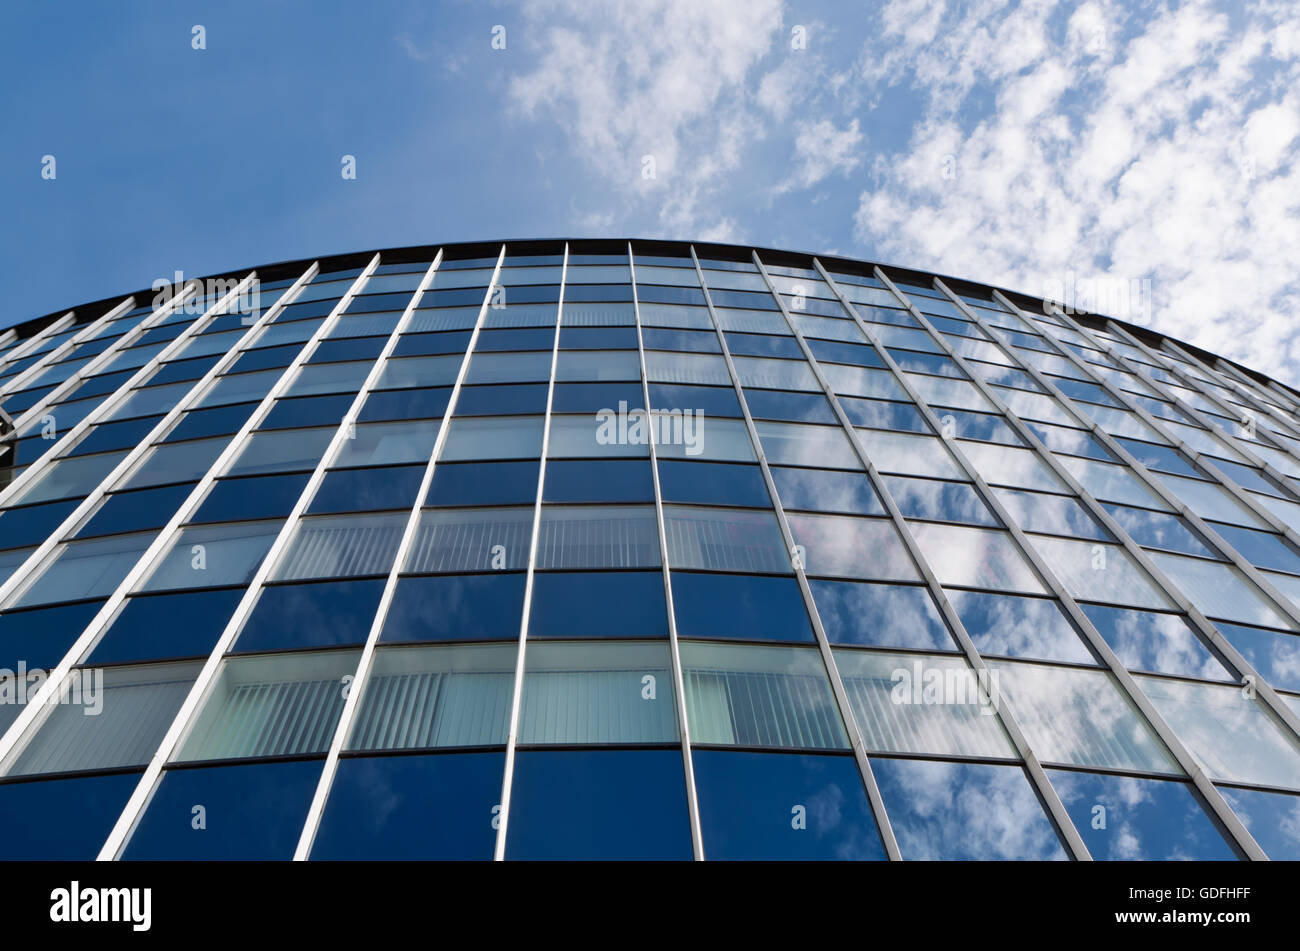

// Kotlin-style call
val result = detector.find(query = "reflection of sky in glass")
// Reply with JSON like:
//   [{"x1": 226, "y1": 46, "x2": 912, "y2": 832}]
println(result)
[
  {"x1": 692, "y1": 751, "x2": 887, "y2": 860},
  {"x1": 990, "y1": 661, "x2": 1178, "y2": 774},
  {"x1": 1139, "y1": 676, "x2": 1300, "y2": 790},
  {"x1": 1081, "y1": 604, "x2": 1231, "y2": 681},
  {"x1": 870, "y1": 758, "x2": 1067, "y2": 860},
  {"x1": 1028, "y1": 536, "x2": 1175, "y2": 610},
  {"x1": 1219, "y1": 786, "x2": 1300, "y2": 860},
  {"x1": 909, "y1": 523, "x2": 1046, "y2": 593},
  {"x1": 1215, "y1": 620, "x2": 1300, "y2": 692},
  {"x1": 884, "y1": 476, "x2": 998, "y2": 526},
  {"x1": 1150, "y1": 553, "x2": 1296, "y2": 631},
  {"x1": 1047, "y1": 769, "x2": 1238, "y2": 860},
  {"x1": 810, "y1": 580, "x2": 955, "y2": 651},
  {"x1": 947, "y1": 590, "x2": 1095, "y2": 664},
  {"x1": 787, "y1": 513, "x2": 918, "y2": 581},
  {"x1": 996, "y1": 488, "x2": 1111, "y2": 540}
]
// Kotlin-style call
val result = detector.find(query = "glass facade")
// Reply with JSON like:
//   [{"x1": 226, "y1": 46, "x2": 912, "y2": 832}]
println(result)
[{"x1": 1, "y1": 238, "x2": 1300, "y2": 862}]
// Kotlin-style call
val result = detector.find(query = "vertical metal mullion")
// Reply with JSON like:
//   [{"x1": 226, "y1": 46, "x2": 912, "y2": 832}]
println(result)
[
  {"x1": 289, "y1": 250, "x2": 478, "y2": 858},
  {"x1": 493, "y1": 244, "x2": 563, "y2": 861},
  {"x1": 693, "y1": 248, "x2": 904, "y2": 860},
  {"x1": 757, "y1": 255, "x2": 1088, "y2": 859},
  {"x1": 1205, "y1": 356, "x2": 1300, "y2": 446},
  {"x1": 942, "y1": 286, "x2": 1300, "y2": 749},
  {"x1": 94, "y1": 255, "x2": 385, "y2": 860},
  {"x1": 630, "y1": 243, "x2": 704, "y2": 861},
  {"x1": 863, "y1": 268, "x2": 1265, "y2": 859},
  {"x1": 0, "y1": 272, "x2": 264, "y2": 610}
]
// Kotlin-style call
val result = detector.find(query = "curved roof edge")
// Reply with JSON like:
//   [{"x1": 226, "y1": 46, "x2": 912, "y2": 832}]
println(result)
[{"x1": 8, "y1": 236, "x2": 1296, "y2": 399}]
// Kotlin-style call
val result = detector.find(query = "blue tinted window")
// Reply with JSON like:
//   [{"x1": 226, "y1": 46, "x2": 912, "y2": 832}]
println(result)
[
  {"x1": 1048, "y1": 770, "x2": 1237, "y2": 860},
  {"x1": 943, "y1": 409, "x2": 1023, "y2": 445},
  {"x1": 309, "y1": 336, "x2": 386, "y2": 365},
  {"x1": 839, "y1": 397, "x2": 929, "y2": 432},
  {"x1": 649, "y1": 384, "x2": 741, "y2": 418},
  {"x1": 192, "y1": 473, "x2": 311, "y2": 523},
  {"x1": 123, "y1": 760, "x2": 323, "y2": 859},
  {"x1": 642, "y1": 328, "x2": 719, "y2": 352},
  {"x1": 870, "y1": 757, "x2": 1068, "y2": 860},
  {"x1": 1113, "y1": 437, "x2": 1198, "y2": 476},
  {"x1": 1100, "y1": 503, "x2": 1217, "y2": 558},
  {"x1": 807, "y1": 340, "x2": 884, "y2": 367},
  {"x1": 234, "y1": 579, "x2": 385, "y2": 652},
  {"x1": 544, "y1": 459, "x2": 654, "y2": 503},
  {"x1": 88, "y1": 588, "x2": 244, "y2": 665},
  {"x1": 810, "y1": 580, "x2": 955, "y2": 650},
  {"x1": 162, "y1": 401, "x2": 258, "y2": 443},
  {"x1": 262, "y1": 394, "x2": 354, "y2": 430},
  {"x1": 145, "y1": 354, "x2": 221, "y2": 385},
  {"x1": 771, "y1": 467, "x2": 883, "y2": 515},
  {"x1": 359, "y1": 387, "x2": 450, "y2": 422},
  {"x1": 230, "y1": 344, "x2": 302, "y2": 374},
  {"x1": 1211, "y1": 620, "x2": 1298, "y2": 690},
  {"x1": 1081, "y1": 603, "x2": 1229, "y2": 680},
  {"x1": 427, "y1": 460, "x2": 539, "y2": 506},
  {"x1": 946, "y1": 590, "x2": 1095, "y2": 664},
  {"x1": 1218, "y1": 787, "x2": 1300, "y2": 859},
  {"x1": 0, "y1": 499, "x2": 79, "y2": 551},
  {"x1": 551, "y1": 382, "x2": 644, "y2": 414},
  {"x1": 382, "y1": 573, "x2": 525, "y2": 642},
  {"x1": 0, "y1": 600, "x2": 104, "y2": 670},
  {"x1": 658, "y1": 460, "x2": 770, "y2": 508},
  {"x1": 310, "y1": 465, "x2": 423, "y2": 514},
  {"x1": 560, "y1": 327, "x2": 638, "y2": 349},
  {"x1": 312, "y1": 752, "x2": 504, "y2": 859},
  {"x1": 505, "y1": 750, "x2": 692, "y2": 859},
  {"x1": 1211, "y1": 523, "x2": 1300, "y2": 574},
  {"x1": 725, "y1": 333, "x2": 803, "y2": 359},
  {"x1": 391, "y1": 331, "x2": 469, "y2": 357},
  {"x1": 672, "y1": 572, "x2": 813, "y2": 643},
  {"x1": 743, "y1": 389, "x2": 837, "y2": 423},
  {"x1": 476, "y1": 328, "x2": 555, "y2": 351},
  {"x1": 888, "y1": 477, "x2": 999, "y2": 526},
  {"x1": 455, "y1": 383, "x2": 548, "y2": 416},
  {"x1": 529, "y1": 571, "x2": 666, "y2": 637},
  {"x1": 694, "y1": 751, "x2": 885, "y2": 859},
  {"x1": 67, "y1": 416, "x2": 162, "y2": 457},
  {"x1": 75, "y1": 483, "x2": 197, "y2": 539},
  {"x1": 0, "y1": 772, "x2": 140, "y2": 859}
]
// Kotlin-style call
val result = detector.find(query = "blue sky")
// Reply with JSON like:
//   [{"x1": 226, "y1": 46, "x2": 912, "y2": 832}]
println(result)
[{"x1": 3, "y1": 0, "x2": 1298, "y2": 382}]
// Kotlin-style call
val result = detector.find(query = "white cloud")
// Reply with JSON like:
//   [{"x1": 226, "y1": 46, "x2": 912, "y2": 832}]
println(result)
[
  {"x1": 507, "y1": 0, "x2": 783, "y2": 237},
  {"x1": 853, "y1": 0, "x2": 1300, "y2": 383},
  {"x1": 777, "y1": 117, "x2": 864, "y2": 193}
]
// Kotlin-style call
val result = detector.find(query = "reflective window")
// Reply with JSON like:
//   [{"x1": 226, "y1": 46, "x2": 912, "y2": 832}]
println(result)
[
  {"x1": 671, "y1": 572, "x2": 813, "y2": 643},
  {"x1": 870, "y1": 758, "x2": 1068, "y2": 860},
  {"x1": 529, "y1": 571, "x2": 666, "y2": 637},
  {"x1": 140, "y1": 520, "x2": 282, "y2": 591},
  {"x1": 946, "y1": 590, "x2": 1094, "y2": 664},
  {"x1": 681, "y1": 641, "x2": 849, "y2": 750},
  {"x1": 1081, "y1": 604, "x2": 1230, "y2": 680}
]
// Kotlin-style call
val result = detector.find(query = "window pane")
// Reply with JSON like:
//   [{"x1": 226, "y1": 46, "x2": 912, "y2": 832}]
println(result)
[
  {"x1": 1138, "y1": 676, "x2": 1300, "y2": 790},
  {"x1": 910, "y1": 523, "x2": 1046, "y2": 593},
  {"x1": 855, "y1": 429, "x2": 964, "y2": 479},
  {"x1": 680, "y1": 641, "x2": 849, "y2": 750},
  {"x1": 870, "y1": 758, "x2": 1068, "y2": 860},
  {"x1": 787, "y1": 513, "x2": 919, "y2": 581},
  {"x1": 346, "y1": 644, "x2": 515, "y2": 749},
  {"x1": 664, "y1": 505, "x2": 790, "y2": 573},
  {"x1": 227, "y1": 427, "x2": 335, "y2": 475},
  {"x1": 140, "y1": 520, "x2": 281, "y2": 591},
  {"x1": 536, "y1": 504, "x2": 660, "y2": 569},
  {"x1": 989, "y1": 660, "x2": 1178, "y2": 773},
  {"x1": 835, "y1": 649, "x2": 1015, "y2": 757},
  {"x1": 518, "y1": 641, "x2": 678, "y2": 744},
  {"x1": 331, "y1": 420, "x2": 439, "y2": 468},
  {"x1": 1028, "y1": 536, "x2": 1175, "y2": 609},
  {"x1": 174, "y1": 649, "x2": 360, "y2": 762},
  {"x1": 810, "y1": 580, "x2": 955, "y2": 650},
  {"x1": 11, "y1": 531, "x2": 153, "y2": 608},
  {"x1": 1149, "y1": 552, "x2": 1295, "y2": 630},
  {"x1": 439, "y1": 416, "x2": 543, "y2": 461},
  {"x1": 946, "y1": 590, "x2": 1094, "y2": 664},
  {"x1": 405, "y1": 507, "x2": 533, "y2": 573},
  {"x1": 271, "y1": 512, "x2": 407, "y2": 581}
]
